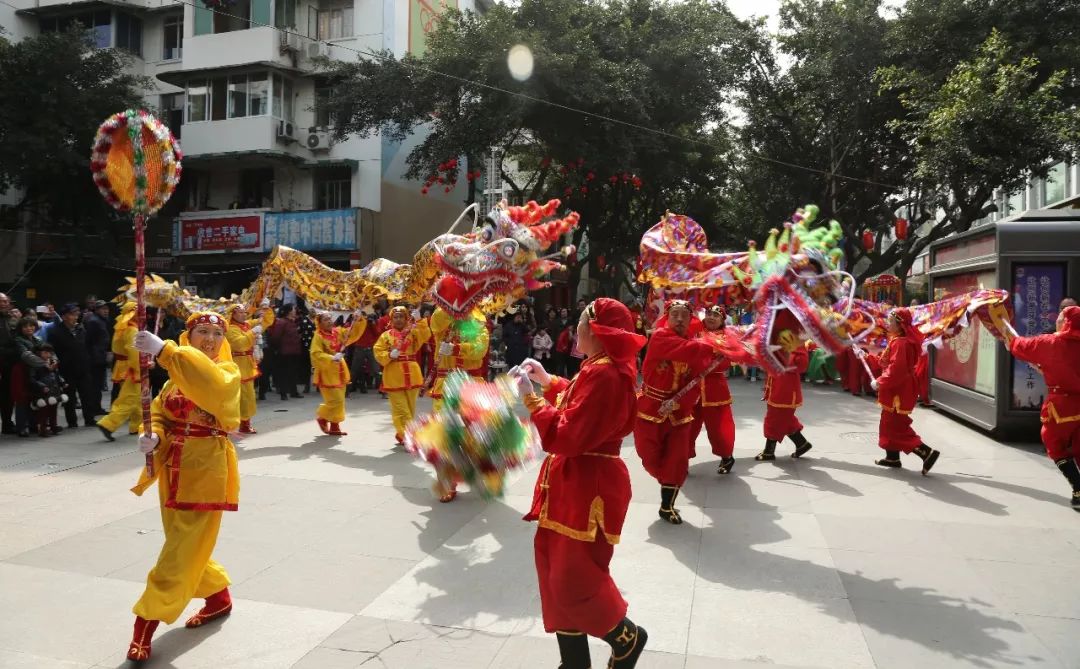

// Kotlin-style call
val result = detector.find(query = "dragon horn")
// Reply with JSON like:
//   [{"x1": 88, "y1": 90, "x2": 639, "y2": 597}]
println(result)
[
  {"x1": 803, "y1": 204, "x2": 819, "y2": 225},
  {"x1": 764, "y1": 228, "x2": 780, "y2": 260},
  {"x1": 777, "y1": 222, "x2": 793, "y2": 255}
]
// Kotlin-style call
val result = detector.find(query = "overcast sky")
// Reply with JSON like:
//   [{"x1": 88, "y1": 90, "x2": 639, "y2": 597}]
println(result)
[{"x1": 726, "y1": 0, "x2": 907, "y2": 29}]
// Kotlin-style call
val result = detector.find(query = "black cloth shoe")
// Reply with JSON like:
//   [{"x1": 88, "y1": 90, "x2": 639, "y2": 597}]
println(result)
[
  {"x1": 291, "y1": 393, "x2": 303, "y2": 399},
  {"x1": 789, "y1": 431, "x2": 813, "y2": 458},
  {"x1": 755, "y1": 439, "x2": 777, "y2": 461},
  {"x1": 555, "y1": 630, "x2": 591, "y2": 669},
  {"x1": 876, "y1": 450, "x2": 902, "y2": 468},
  {"x1": 658, "y1": 485, "x2": 682, "y2": 524},
  {"x1": 97, "y1": 424, "x2": 115, "y2": 442},
  {"x1": 602, "y1": 618, "x2": 648, "y2": 668},
  {"x1": 717, "y1": 456, "x2": 735, "y2": 475},
  {"x1": 914, "y1": 444, "x2": 941, "y2": 475},
  {"x1": 1055, "y1": 459, "x2": 1080, "y2": 512}
]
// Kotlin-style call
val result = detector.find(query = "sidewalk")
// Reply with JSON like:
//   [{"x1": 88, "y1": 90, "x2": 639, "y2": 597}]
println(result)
[{"x1": 0, "y1": 381, "x2": 1077, "y2": 668}]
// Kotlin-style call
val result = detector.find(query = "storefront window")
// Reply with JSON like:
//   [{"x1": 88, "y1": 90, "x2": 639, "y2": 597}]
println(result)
[
  {"x1": 187, "y1": 80, "x2": 209, "y2": 122},
  {"x1": 228, "y1": 75, "x2": 249, "y2": 118},
  {"x1": 1044, "y1": 162, "x2": 1067, "y2": 205}
]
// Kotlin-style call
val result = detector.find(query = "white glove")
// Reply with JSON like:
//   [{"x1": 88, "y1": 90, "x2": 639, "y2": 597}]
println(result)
[
  {"x1": 251, "y1": 325, "x2": 263, "y2": 336},
  {"x1": 520, "y1": 357, "x2": 552, "y2": 387},
  {"x1": 260, "y1": 297, "x2": 271, "y2": 308},
  {"x1": 138, "y1": 433, "x2": 160, "y2": 454},
  {"x1": 514, "y1": 369, "x2": 534, "y2": 399},
  {"x1": 332, "y1": 352, "x2": 345, "y2": 362},
  {"x1": 853, "y1": 347, "x2": 866, "y2": 359},
  {"x1": 438, "y1": 341, "x2": 455, "y2": 356},
  {"x1": 134, "y1": 331, "x2": 166, "y2": 357},
  {"x1": 870, "y1": 379, "x2": 879, "y2": 391},
  {"x1": 411, "y1": 309, "x2": 421, "y2": 320},
  {"x1": 253, "y1": 346, "x2": 264, "y2": 362},
  {"x1": 390, "y1": 349, "x2": 400, "y2": 360}
]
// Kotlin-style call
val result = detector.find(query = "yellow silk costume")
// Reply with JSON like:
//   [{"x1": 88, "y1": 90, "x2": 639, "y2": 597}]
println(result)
[
  {"x1": 428, "y1": 307, "x2": 489, "y2": 411},
  {"x1": 130, "y1": 337, "x2": 241, "y2": 625},
  {"x1": 310, "y1": 319, "x2": 367, "y2": 423},
  {"x1": 373, "y1": 319, "x2": 431, "y2": 438},
  {"x1": 98, "y1": 306, "x2": 142, "y2": 434},
  {"x1": 226, "y1": 307, "x2": 275, "y2": 421}
]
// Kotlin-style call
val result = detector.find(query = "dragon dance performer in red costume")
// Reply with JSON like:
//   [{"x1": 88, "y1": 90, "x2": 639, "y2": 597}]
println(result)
[
  {"x1": 635, "y1": 300, "x2": 717, "y2": 525},
  {"x1": 868, "y1": 308, "x2": 941, "y2": 474},
  {"x1": 1006, "y1": 305, "x2": 1080, "y2": 511},
  {"x1": 757, "y1": 314, "x2": 814, "y2": 462},
  {"x1": 517, "y1": 298, "x2": 649, "y2": 669},
  {"x1": 689, "y1": 305, "x2": 736, "y2": 475}
]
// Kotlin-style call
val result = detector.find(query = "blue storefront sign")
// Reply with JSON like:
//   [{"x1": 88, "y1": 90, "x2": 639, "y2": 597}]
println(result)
[
  {"x1": 262, "y1": 208, "x2": 357, "y2": 252},
  {"x1": 1010, "y1": 262, "x2": 1066, "y2": 410}
]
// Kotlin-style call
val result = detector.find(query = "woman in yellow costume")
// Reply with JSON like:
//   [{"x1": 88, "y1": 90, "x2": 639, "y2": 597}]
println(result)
[
  {"x1": 226, "y1": 297, "x2": 274, "y2": 434},
  {"x1": 310, "y1": 311, "x2": 367, "y2": 436},
  {"x1": 97, "y1": 302, "x2": 143, "y2": 441},
  {"x1": 374, "y1": 306, "x2": 430, "y2": 446},
  {"x1": 426, "y1": 306, "x2": 490, "y2": 411},
  {"x1": 124, "y1": 312, "x2": 241, "y2": 662}
]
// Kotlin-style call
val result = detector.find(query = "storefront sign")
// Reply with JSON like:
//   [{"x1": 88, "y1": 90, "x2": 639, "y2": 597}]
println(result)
[
  {"x1": 262, "y1": 208, "x2": 356, "y2": 252},
  {"x1": 176, "y1": 214, "x2": 262, "y2": 254},
  {"x1": 932, "y1": 234, "x2": 997, "y2": 267},
  {"x1": 933, "y1": 271, "x2": 998, "y2": 396},
  {"x1": 1010, "y1": 263, "x2": 1066, "y2": 410}
]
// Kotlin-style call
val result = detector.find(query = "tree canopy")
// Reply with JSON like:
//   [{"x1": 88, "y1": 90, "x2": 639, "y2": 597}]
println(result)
[{"x1": 0, "y1": 29, "x2": 147, "y2": 232}]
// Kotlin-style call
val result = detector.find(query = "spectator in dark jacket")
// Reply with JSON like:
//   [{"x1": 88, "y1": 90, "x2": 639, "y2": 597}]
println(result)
[
  {"x1": 297, "y1": 305, "x2": 316, "y2": 393},
  {"x1": 83, "y1": 300, "x2": 112, "y2": 395},
  {"x1": 0, "y1": 292, "x2": 17, "y2": 433},
  {"x1": 503, "y1": 312, "x2": 531, "y2": 367},
  {"x1": 12, "y1": 317, "x2": 47, "y2": 437},
  {"x1": 268, "y1": 304, "x2": 304, "y2": 399},
  {"x1": 46, "y1": 303, "x2": 99, "y2": 427}
]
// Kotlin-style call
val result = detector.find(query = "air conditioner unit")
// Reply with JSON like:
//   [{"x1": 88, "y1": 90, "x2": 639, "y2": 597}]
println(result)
[
  {"x1": 306, "y1": 130, "x2": 331, "y2": 151},
  {"x1": 306, "y1": 41, "x2": 328, "y2": 59},
  {"x1": 276, "y1": 120, "x2": 296, "y2": 142}
]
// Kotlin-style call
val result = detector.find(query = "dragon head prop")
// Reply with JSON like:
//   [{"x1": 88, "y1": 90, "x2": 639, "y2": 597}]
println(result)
[{"x1": 429, "y1": 199, "x2": 578, "y2": 318}]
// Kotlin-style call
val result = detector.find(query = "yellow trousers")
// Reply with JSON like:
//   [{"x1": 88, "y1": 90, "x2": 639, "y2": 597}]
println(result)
[
  {"x1": 239, "y1": 379, "x2": 256, "y2": 421},
  {"x1": 316, "y1": 386, "x2": 346, "y2": 423},
  {"x1": 98, "y1": 379, "x2": 143, "y2": 434},
  {"x1": 389, "y1": 389, "x2": 420, "y2": 438},
  {"x1": 133, "y1": 478, "x2": 230, "y2": 624}
]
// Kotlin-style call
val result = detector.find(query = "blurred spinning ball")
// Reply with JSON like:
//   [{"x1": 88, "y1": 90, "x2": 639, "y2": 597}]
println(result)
[{"x1": 507, "y1": 44, "x2": 534, "y2": 82}]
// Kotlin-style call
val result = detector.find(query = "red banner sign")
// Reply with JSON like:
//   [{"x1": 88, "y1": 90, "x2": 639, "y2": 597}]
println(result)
[{"x1": 177, "y1": 215, "x2": 261, "y2": 254}]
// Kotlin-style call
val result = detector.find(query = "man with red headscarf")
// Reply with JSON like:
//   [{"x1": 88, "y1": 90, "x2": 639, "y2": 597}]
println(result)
[
  {"x1": 690, "y1": 304, "x2": 736, "y2": 475},
  {"x1": 1006, "y1": 305, "x2": 1080, "y2": 510},
  {"x1": 516, "y1": 298, "x2": 649, "y2": 669},
  {"x1": 635, "y1": 300, "x2": 717, "y2": 524},
  {"x1": 868, "y1": 307, "x2": 941, "y2": 474},
  {"x1": 757, "y1": 311, "x2": 815, "y2": 462}
]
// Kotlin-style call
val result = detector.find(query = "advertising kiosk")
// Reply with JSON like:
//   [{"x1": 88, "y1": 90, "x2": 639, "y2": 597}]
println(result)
[{"x1": 927, "y1": 210, "x2": 1080, "y2": 438}]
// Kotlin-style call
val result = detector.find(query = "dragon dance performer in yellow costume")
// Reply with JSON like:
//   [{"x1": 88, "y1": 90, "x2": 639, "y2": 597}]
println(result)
[
  {"x1": 374, "y1": 306, "x2": 430, "y2": 446},
  {"x1": 310, "y1": 311, "x2": 367, "y2": 436},
  {"x1": 124, "y1": 312, "x2": 241, "y2": 663},
  {"x1": 97, "y1": 302, "x2": 143, "y2": 441},
  {"x1": 225, "y1": 298, "x2": 274, "y2": 434},
  {"x1": 420, "y1": 306, "x2": 489, "y2": 502}
]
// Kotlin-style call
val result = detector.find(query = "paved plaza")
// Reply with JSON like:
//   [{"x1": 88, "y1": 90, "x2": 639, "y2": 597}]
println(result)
[{"x1": 1, "y1": 380, "x2": 1078, "y2": 668}]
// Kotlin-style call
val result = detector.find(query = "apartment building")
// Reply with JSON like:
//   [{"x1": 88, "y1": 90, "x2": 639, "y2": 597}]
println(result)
[{"x1": 3, "y1": 0, "x2": 489, "y2": 296}]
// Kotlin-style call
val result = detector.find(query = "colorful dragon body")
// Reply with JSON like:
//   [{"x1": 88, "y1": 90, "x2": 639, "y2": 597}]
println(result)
[
  {"x1": 119, "y1": 199, "x2": 578, "y2": 320},
  {"x1": 637, "y1": 206, "x2": 1013, "y2": 374}
]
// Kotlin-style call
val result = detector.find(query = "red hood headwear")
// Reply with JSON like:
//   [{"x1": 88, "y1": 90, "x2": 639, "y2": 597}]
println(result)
[
  {"x1": 890, "y1": 307, "x2": 924, "y2": 349},
  {"x1": 1059, "y1": 305, "x2": 1080, "y2": 339},
  {"x1": 587, "y1": 298, "x2": 647, "y2": 379}
]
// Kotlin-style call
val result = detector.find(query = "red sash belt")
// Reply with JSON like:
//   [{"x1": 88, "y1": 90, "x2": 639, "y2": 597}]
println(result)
[
  {"x1": 435, "y1": 369, "x2": 484, "y2": 378},
  {"x1": 167, "y1": 423, "x2": 228, "y2": 439},
  {"x1": 640, "y1": 384, "x2": 675, "y2": 401},
  {"x1": 115, "y1": 354, "x2": 129, "y2": 360},
  {"x1": 233, "y1": 350, "x2": 254, "y2": 358}
]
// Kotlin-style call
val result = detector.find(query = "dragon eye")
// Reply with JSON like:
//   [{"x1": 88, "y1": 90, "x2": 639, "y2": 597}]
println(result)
[
  {"x1": 499, "y1": 241, "x2": 517, "y2": 258},
  {"x1": 479, "y1": 223, "x2": 495, "y2": 243}
]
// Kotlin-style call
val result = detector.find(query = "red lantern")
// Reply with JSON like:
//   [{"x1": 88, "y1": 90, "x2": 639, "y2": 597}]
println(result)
[
  {"x1": 895, "y1": 218, "x2": 909, "y2": 240},
  {"x1": 862, "y1": 230, "x2": 875, "y2": 251}
]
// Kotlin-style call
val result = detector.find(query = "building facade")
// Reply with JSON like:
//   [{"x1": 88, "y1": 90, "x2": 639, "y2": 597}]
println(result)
[{"x1": 3, "y1": 0, "x2": 488, "y2": 297}]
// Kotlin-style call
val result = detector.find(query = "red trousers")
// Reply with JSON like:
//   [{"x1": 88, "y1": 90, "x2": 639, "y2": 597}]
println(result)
[
  {"x1": 634, "y1": 418, "x2": 693, "y2": 485},
  {"x1": 763, "y1": 406, "x2": 803, "y2": 441},
  {"x1": 534, "y1": 527, "x2": 626, "y2": 637},
  {"x1": 1042, "y1": 421, "x2": 1080, "y2": 461},
  {"x1": 690, "y1": 404, "x2": 735, "y2": 459},
  {"x1": 878, "y1": 410, "x2": 922, "y2": 453}
]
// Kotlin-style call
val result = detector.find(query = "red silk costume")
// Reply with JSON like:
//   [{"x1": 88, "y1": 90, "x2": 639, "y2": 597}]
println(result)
[
  {"x1": 762, "y1": 347, "x2": 809, "y2": 440},
  {"x1": 690, "y1": 356, "x2": 734, "y2": 459},
  {"x1": 634, "y1": 325, "x2": 715, "y2": 485},
  {"x1": 876, "y1": 314, "x2": 923, "y2": 453},
  {"x1": 524, "y1": 299, "x2": 645, "y2": 638},
  {"x1": 1009, "y1": 306, "x2": 1080, "y2": 462}
]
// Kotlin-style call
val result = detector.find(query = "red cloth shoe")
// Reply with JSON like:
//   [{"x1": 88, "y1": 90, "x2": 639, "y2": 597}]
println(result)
[
  {"x1": 395, "y1": 432, "x2": 404, "y2": 445},
  {"x1": 317, "y1": 418, "x2": 330, "y2": 434},
  {"x1": 328, "y1": 422, "x2": 347, "y2": 436},
  {"x1": 238, "y1": 420, "x2": 256, "y2": 434},
  {"x1": 126, "y1": 616, "x2": 159, "y2": 662},
  {"x1": 185, "y1": 587, "x2": 233, "y2": 628}
]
